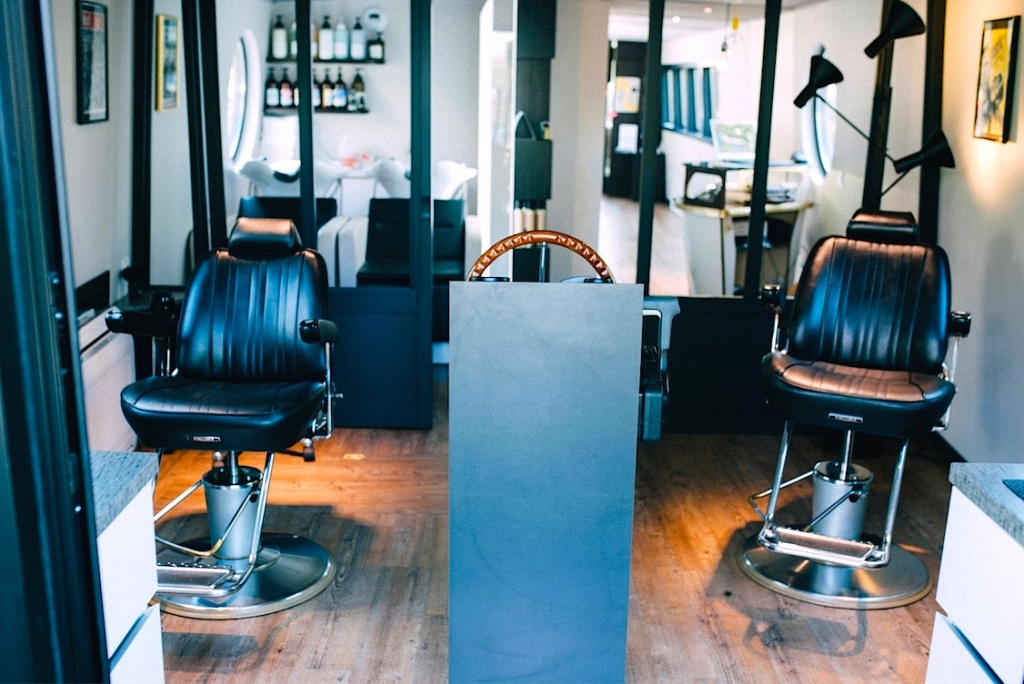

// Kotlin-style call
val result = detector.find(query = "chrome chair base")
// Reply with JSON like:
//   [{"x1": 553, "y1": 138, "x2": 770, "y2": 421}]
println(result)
[
  {"x1": 738, "y1": 535, "x2": 931, "y2": 609},
  {"x1": 156, "y1": 533, "x2": 335, "y2": 619}
]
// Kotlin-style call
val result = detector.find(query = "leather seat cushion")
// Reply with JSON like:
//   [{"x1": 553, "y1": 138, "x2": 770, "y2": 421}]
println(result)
[
  {"x1": 122, "y1": 375, "x2": 325, "y2": 452},
  {"x1": 763, "y1": 352, "x2": 956, "y2": 438}
]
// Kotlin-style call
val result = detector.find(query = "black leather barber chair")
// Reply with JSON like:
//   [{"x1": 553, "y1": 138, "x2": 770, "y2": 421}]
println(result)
[
  {"x1": 740, "y1": 235, "x2": 971, "y2": 608},
  {"x1": 109, "y1": 217, "x2": 341, "y2": 618}
]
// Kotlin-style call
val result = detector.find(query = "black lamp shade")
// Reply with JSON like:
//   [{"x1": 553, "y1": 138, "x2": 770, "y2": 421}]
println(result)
[
  {"x1": 864, "y1": 0, "x2": 926, "y2": 58},
  {"x1": 794, "y1": 55, "x2": 844, "y2": 108},
  {"x1": 893, "y1": 129, "x2": 955, "y2": 174}
]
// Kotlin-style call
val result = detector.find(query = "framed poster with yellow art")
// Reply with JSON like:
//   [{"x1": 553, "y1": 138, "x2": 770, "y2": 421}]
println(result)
[{"x1": 974, "y1": 16, "x2": 1019, "y2": 143}]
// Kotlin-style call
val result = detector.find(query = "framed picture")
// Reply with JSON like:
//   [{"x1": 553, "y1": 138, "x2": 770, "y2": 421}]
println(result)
[
  {"x1": 75, "y1": 1, "x2": 108, "y2": 124},
  {"x1": 974, "y1": 16, "x2": 1020, "y2": 143},
  {"x1": 155, "y1": 15, "x2": 180, "y2": 111}
]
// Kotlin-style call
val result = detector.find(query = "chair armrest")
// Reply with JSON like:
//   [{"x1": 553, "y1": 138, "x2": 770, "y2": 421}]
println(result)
[
  {"x1": 105, "y1": 309, "x2": 177, "y2": 339},
  {"x1": 950, "y1": 311, "x2": 971, "y2": 338},
  {"x1": 300, "y1": 319, "x2": 340, "y2": 345},
  {"x1": 761, "y1": 284, "x2": 783, "y2": 315},
  {"x1": 762, "y1": 284, "x2": 784, "y2": 352}
]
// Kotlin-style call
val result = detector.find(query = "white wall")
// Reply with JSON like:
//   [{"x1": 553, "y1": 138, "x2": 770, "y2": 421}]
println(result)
[
  {"x1": 547, "y1": 0, "x2": 611, "y2": 281},
  {"x1": 433, "y1": 0, "x2": 486, "y2": 215},
  {"x1": 939, "y1": 0, "x2": 1024, "y2": 462},
  {"x1": 150, "y1": 0, "x2": 193, "y2": 286},
  {"x1": 52, "y1": 0, "x2": 135, "y2": 305}
]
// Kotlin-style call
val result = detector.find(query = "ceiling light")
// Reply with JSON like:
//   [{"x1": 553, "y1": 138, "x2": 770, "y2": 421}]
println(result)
[
  {"x1": 703, "y1": 7, "x2": 713, "y2": 14},
  {"x1": 672, "y1": 15, "x2": 681, "y2": 23}
]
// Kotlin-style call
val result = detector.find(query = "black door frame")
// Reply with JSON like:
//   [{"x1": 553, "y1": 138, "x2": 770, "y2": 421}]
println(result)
[{"x1": 0, "y1": 0, "x2": 108, "y2": 679}]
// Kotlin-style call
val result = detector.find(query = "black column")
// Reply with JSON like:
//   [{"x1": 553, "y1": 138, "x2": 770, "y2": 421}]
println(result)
[
  {"x1": 743, "y1": 0, "x2": 782, "y2": 299},
  {"x1": 0, "y1": 1, "x2": 108, "y2": 679},
  {"x1": 862, "y1": 0, "x2": 895, "y2": 212},
  {"x1": 636, "y1": 0, "x2": 664, "y2": 293}
]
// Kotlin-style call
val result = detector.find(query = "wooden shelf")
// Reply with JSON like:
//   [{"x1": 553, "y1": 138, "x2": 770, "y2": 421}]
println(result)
[
  {"x1": 267, "y1": 56, "x2": 384, "y2": 65},
  {"x1": 265, "y1": 107, "x2": 369, "y2": 116}
]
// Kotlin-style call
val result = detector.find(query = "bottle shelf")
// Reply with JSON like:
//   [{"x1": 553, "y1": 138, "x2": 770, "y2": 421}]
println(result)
[
  {"x1": 267, "y1": 56, "x2": 384, "y2": 65},
  {"x1": 264, "y1": 107, "x2": 370, "y2": 116}
]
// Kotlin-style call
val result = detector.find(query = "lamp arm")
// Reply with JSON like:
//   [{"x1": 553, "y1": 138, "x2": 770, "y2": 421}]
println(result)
[
  {"x1": 815, "y1": 95, "x2": 896, "y2": 164},
  {"x1": 880, "y1": 169, "x2": 909, "y2": 197}
]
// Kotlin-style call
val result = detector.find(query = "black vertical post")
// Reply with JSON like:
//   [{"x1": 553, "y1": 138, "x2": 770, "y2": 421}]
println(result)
[
  {"x1": 918, "y1": 0, "x2": 945, "y2": 244},
  {"x1": 131, "y1": 0, "x2": 155, "y2": 283},
  {"x1": 198, "y1": 0, "x2": 227, "y2": 248},
  {"x1": 636, "y1": 0, "x2": 664, "y2": 293},
  {"x1": 0, "y1": 1, "x2": 107, "y2": 679},
  {"x1": 411, "y1": 0, "x2": 432, "y2": 427},
  {"x1": 862, "y1": 0, "x2": 894, "y2": 212},
  {"x1": 743, "y1": 0, "x2": 782, "y2": 299},
  {"x1": 296, "y1": 0, "x2": 316, "y2": 247},
  {"x1": 181, "y1": 0, "x2": 210, "y2": 257}
]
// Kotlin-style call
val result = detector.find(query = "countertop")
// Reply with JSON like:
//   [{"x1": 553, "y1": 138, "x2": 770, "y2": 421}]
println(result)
[
  {"x1": 91, "y1": 450, "x2": 159, "y2": 535},
  {"x1": 949, "y1": 462, "x2": 1024, "y2": 547}
]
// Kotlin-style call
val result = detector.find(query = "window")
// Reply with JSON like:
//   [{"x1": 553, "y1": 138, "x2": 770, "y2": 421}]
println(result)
[
  {"x1": 224, "y1": 30, "x2": 262, "y2": 168},
  {"x1": 801, "y1": 81, "x2": 837, "y2": 185},
  {"x1": 661, "y1": 65, "x2": 714, "y2": 139}
]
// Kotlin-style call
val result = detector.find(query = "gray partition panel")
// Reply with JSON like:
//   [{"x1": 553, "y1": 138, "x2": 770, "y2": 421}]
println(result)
[{"x1": 449, "y1": 282, "x2": 643, "y2": 684}]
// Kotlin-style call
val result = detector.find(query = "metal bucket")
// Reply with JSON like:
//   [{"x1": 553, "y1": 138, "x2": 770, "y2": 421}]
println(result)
[
  {"x1": 203, "y1": 465, "x2": 261, "y2": 560},
  {"x1": 810, "y1": 460, "x2": 873, "y2": 541}
]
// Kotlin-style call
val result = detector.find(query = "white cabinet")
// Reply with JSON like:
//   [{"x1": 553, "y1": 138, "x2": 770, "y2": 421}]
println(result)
[
  {"x1": 925, "y1": 613, "x2": 997, "y2": 683},
  {"x1": 92, "y1": 452, "x2": 164, "y2": 682},
  {"x1": 927, "y1": 483, "x2": 1024, "y2": 683}
]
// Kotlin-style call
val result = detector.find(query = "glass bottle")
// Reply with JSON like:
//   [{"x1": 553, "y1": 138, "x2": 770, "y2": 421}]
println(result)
[
  {"x1": 334, "y1": 19, "x2": 350, "y2": 61},
  {"x1": 312, "y1": 71, "x2": 322, "y2": 108},
  {"x1": 265, "y1": 68, "x2": 280, "y2": 108},
  {"x1": 351, "y1": 68, "x2": 365, "y2": 112},
  {"x1": 349, "y1": 17, "x2": 367, "y2": 61},
  {"x1": 318, "y1": 16, "x2": 334, "y2": 61},
  {"x1": 320, "y1": 70, "x2": 334, "y2": 109},
  {"x1": 332, "y1": 70, "x2": 348, "y2": 110},
  {"x1": 271, "y1": 15, "x2": 288, "y2": 59},
  {"x1": 367, "y1": 31, "x2": 384, "y2": 62},
  {"x1": 288, "y1": 21, "x2": 298, "y2": 60},
  {"x1": 279, "y1": 68, "x2": 294, "y2": 108}
]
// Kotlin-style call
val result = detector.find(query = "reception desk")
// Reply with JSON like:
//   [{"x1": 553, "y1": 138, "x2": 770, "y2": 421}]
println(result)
[
  {"x1": 448, "y1": 282, "x2": 643, "y2": 683},
  {"x1": 679, "y1": 199, "x2": 811, "y2": 296}
]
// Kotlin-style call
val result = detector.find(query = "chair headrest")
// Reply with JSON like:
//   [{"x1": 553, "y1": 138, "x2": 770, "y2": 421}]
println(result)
[{"x1": 229, "y1": 217, "x2": 302, "y2": 255}]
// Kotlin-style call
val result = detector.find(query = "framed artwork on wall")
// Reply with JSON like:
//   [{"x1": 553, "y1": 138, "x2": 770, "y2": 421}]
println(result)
[
  {"x1": 974, "y1": 15, "x2": 1020, "y2": 143},
  {"x1": 76, "y1": 1, "x2": 108, "y2": 124},
  {"x1": 155, "y1": 14, "x2": 180, "y2": 111}
]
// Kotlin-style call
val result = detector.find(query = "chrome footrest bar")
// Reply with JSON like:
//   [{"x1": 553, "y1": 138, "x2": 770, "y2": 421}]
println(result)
[
  {"x1": 156, "y1": 562, "x2": 236, "y2": 596},
  {"x1": 758, "y1": 525, "x2": 890, "y2": 568}
]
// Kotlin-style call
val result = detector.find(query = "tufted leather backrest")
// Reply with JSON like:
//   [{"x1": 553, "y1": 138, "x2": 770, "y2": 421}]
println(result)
[
  {"x1": 176, "y1": 219, "x2": 329, "y2": 382},
  {"x1": 787, "y1": 236, "x2": 951, "y2": 374}
]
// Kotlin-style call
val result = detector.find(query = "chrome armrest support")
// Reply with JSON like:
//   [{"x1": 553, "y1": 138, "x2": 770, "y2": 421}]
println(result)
[{"x1": 761, "y1": 284, "x2": 783, "y2": 352}]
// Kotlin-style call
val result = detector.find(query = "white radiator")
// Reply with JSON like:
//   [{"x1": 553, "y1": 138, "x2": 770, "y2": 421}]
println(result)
[{"x1": 79, "y1": 310, "x2": 137, "y2": 452}]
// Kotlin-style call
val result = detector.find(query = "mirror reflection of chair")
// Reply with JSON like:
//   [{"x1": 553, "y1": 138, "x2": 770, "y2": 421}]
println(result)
[
  {"x1": 740, "y1": 235, "x2": 971, "y2": 608},
  {"x1": 108, "y1": 217, "x2": 341, "y2": 618}
]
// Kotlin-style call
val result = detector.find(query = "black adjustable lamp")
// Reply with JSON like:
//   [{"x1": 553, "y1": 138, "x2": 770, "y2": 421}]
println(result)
[
  {"x1": 794, "y1": 3, "x2": 953, "y2": 200},
  {"x1": 882, "y1": 128, "x2": 955, "y2": 195},
  {"x1": 864, "y1": 0, "x2": 926, "y2": 58},
  {"x1": 861, "y1": 0, "x2": 927, "y2": 210},
  {"x1": 794, "y1": 55, "x2": 898, "y2": 166},
  {"x1": 793, "y1": 54, "x2": 843, "y2": 108}
]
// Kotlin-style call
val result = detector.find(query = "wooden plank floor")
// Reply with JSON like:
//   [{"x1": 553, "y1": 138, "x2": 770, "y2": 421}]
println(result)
[{"x1": 154, "y1": 378, "x2": 956, "y2": 683}]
